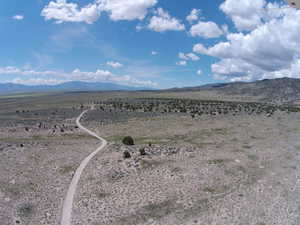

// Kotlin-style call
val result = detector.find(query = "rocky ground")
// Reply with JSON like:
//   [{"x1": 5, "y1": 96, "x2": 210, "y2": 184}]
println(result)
[
  {"x1": 72, "y1": 111, "x2": 300, "y2": 225},
  {"x1": 1, "y1": 95, "x2": 300, "y2": 225},
  {"x1": 0, "y1": 109, "x2": 99, "y2": 225}
]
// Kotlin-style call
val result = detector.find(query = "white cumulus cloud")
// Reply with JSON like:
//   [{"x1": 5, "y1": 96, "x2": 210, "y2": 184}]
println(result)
[
  {"x1": 41, "y1": 0, "x2": 157, "y2": 24},
  {"x1": 186, "y1": 53, "x2": 200, "y2": 61},
  {"x1": 107, "y1": 61, "x2": 123, "y2": 68},
  {"x1": 12, "y1": 15, "x2": 24, "y2": 20},
  {"x1": 179, "y1": 52, "x2": 200, "y2": 61},
  {"x1": 197, "y1": 70, "x2": 203, "y2": 76},
  {"x1": 220, "y1": 0, "x2": 266, "y2": 31},
  {"x1": 179, "y1": 52, "x2": 188, "y2": 60},
  {"x1": 41, "y1": 0, "x2": 101, "y2": 24},
  {"x1": 194, "y1": 5, "x2": 300, "y2": 82},
  {"x1": 193, "y1": 43, "x2": 208, "y2": 55},
  {"x1": 98, "y1": 0, "x2": 157, "y2": 21},
  {"x1": 186, "y1": 9, "x2": 201, "y2": 23},
  {"x1": 148, "y1": 8, "x2": 185, "y2": 32},
  {"x1": 190, "y1": 21, "x2": 223, "y2": 38},
  {"x1": 176, "y1": 61, "x2": 187, "y2": 66}
]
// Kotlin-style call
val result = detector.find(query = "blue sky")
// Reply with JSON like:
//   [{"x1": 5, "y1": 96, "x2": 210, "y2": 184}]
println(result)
[{"x1": 0, "y1": 0, "x2": 299, "y2": 88}]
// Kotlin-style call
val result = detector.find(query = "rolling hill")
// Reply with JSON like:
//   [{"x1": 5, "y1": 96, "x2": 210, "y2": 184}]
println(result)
[
  {"x1": 2, "y1": 78, "x2": 300, "y2": 104},
  {"x1": 168, "y1": 78, "x2": 300, "y2": 103}
]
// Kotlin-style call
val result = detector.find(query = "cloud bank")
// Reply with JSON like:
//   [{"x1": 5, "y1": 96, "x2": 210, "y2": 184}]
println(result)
[
  {"x1": 193, "y1": 1, "x2": 300, "y2": 82},
  {"x1": 0, "y1": 66, "x2": 157, "y2": 87},
  {"x1": 41, "y1": 0, "x2": 158, "y2": 23}
]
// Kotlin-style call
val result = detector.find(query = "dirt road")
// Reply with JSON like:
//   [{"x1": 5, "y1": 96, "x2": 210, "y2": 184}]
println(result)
[{"x1": 60, "y1": 110, "x2": 107, "y2": 225}]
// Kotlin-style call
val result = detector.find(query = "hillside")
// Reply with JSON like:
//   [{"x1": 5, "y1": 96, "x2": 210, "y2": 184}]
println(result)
[{"x1": 169, "y1": 78, "x2": 300, "y2": 103}]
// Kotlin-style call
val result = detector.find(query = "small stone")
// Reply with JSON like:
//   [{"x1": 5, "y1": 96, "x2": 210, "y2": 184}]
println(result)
[{"x1": 9, "y1": 179, "x2": 16, "y2": 185}]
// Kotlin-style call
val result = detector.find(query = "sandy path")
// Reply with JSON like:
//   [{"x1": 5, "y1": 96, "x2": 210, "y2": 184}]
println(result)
[{"x1": 60, "y1": 110, "x2": 107, "y2": 225}]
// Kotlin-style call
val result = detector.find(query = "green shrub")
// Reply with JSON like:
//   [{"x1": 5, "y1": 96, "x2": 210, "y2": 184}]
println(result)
[{"x1": 122, "y1": 136, "x2": 134, "y2": 145}]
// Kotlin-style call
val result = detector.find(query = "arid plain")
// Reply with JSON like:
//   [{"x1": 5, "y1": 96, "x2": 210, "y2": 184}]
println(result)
[{"x1": 1, "y1": 90, "x2": 300, "y2": 225}]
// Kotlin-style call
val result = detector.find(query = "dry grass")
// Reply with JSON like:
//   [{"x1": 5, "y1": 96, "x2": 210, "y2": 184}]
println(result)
[
  {"x1": 58, "y1": 164, "x2": 77, "y2": 175},
  {"x1": 98, "y1": 115, "x2": 232, "y2": 148}
]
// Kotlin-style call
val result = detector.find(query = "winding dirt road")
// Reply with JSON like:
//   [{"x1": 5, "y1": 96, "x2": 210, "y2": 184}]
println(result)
[{"x1": 60, "y1": 110, "x2": 107, "y2": 225}]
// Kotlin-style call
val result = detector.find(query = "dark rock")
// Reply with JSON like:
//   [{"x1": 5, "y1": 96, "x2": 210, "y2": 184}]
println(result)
[
  {"x1": 123, "y1": 150, "x2": 131, "y2": 159},
  {"x1": 139, "y1": 148, "x2": 147, "y2": 156}
]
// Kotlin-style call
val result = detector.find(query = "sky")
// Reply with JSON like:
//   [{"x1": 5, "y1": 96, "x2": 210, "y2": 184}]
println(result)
[{"x1": 0, "y1": 0, "x2": 300, "y2": 89}]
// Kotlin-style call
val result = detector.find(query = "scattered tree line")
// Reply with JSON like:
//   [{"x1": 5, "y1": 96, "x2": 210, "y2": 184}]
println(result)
[{"x1": 88, "y1": 98, "x2": 300, "y2": 118}]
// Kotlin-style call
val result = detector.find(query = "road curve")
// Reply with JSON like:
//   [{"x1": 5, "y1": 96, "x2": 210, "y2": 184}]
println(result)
[{"x1": 60, "y1": 110, "x2": 108, "y2": 225}]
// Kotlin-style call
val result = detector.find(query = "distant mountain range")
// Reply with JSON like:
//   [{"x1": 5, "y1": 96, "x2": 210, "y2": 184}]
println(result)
[
  {"x1": 1, "y1": 78, "x2": 300, "y2": 104},
  {"x1": 0, "y1": 81, "x2": 154, "y2": 95},
  {"x1": 168, "y1": 77, "x2": 300, "y2": 103}
]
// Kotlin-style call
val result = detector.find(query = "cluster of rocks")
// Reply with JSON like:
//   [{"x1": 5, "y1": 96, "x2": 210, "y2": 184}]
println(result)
[
  {"x1": 12, "y1": 108, "x2": 82, "y2": 127},
  {"x1": 117, "y1": 144, "x2": 195, "y2": 173},
  {"x1": 119, "y1": 136, "x2": 190, "y2": 156},
  {"x1": 111, "y1": 136, "x2": 197, "y2": 170},
  {"x1": 49, "y1": 123, "x2": 79, "y2": 134},
  {"x1": 21, "y1": 122, "x2": 79, "y2": 135}
]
